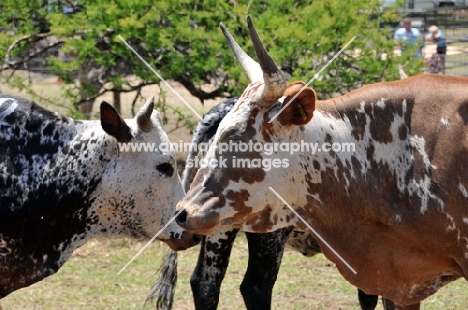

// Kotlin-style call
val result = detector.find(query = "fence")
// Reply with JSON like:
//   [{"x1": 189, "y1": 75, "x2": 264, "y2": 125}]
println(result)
[{"x1": 400, "y1": 6, "x2": 468, "y2": 75}]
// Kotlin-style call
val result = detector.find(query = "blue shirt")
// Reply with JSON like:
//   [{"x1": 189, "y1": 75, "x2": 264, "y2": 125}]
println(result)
[
  {"x1": 394, "y1": 27, "x2": 423, "y2": 57},
  {"x1": 427, "y1": 30, "x2": 447, "y2": 50}
]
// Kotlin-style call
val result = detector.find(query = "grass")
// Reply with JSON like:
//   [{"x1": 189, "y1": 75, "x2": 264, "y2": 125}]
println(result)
[{"x1": 1, "y1": 235, "x2": 468, "y2": 309}]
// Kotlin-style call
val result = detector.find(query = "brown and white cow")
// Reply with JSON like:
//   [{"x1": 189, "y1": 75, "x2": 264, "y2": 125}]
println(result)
[{"x1": 176, "y1": 17, "x2": 468, "y2": 308}]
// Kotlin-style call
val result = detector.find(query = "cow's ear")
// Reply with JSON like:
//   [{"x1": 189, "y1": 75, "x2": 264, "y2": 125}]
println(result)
[
  {"x1": 100, "y1": 101, "x2": 132, "y2": 143},
  {"x1": 278, "y1": 81, "x2": 316, "y2": 126}
]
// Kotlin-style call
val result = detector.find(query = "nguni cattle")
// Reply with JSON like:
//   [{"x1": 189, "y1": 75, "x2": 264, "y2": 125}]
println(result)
[
  {"x1": 0, "y1": 95, "x2": 199, "y2": 298},
  {"x1": 176, "y1": 17, "x2": 468, "y2": 309},
  {"x1": 150, "y1": 98, "x2": 381, "y2": 310}
]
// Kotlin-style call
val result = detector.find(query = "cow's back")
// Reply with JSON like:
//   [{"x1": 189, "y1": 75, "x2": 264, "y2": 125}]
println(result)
[
  {"x1": 0, "y1": 95, "x2": 92, "y2": 214},
  {"x1": 315, "y1": 75, "x2": 468, "y2": 302},
  {"x1": 326, "y1": 75, "x2": 468, "y2": 209},
  {"x1": 356, "y1": 75, "x2": 468, "y2": 211},
  {"x1": 0, "y1": 96, "x2": 105, "y2": 295}
]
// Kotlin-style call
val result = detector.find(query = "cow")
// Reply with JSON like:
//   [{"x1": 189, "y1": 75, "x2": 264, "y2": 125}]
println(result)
[
  {"x1": 175, "y1": 17, "x2": 468, "y2": 309},
  {"x1": 0, "y1": 95, "x2": 199, "y2": 298},
  {"x1": 149, "y1": 98, "x2": 380, "y2": 310}
]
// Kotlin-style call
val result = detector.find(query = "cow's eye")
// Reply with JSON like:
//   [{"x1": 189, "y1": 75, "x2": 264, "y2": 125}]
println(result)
[
  {"x1": 156, "y1": 163, "x2": 174, "y2": 177},
  {"x1": 230, "y1": 136, "x2": 243, "y2": 143}
]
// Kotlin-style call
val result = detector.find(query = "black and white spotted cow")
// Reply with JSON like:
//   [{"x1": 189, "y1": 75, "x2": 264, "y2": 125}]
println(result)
[{"x1": 0, "y1": 95, "x2": 198, "y2": 298}]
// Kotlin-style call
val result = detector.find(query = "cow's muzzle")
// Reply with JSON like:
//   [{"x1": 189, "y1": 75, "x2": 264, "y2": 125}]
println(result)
[
  {"x1": 175, "y1": 199, "x2": 220, "y2": 235},
  {"x1": 163, "y1": 231, "x2": 201, "y2": 251}
]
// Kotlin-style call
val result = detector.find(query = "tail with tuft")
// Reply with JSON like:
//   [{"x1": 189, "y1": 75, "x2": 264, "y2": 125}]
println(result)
[{"x1": 146, "y1": 250, "x2": 178, "y2": 310}]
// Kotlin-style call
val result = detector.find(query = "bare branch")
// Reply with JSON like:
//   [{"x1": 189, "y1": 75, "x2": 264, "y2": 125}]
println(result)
[
  {"x1": 5, "y1": 33, "x2": 52, "y2": 57},
  {"x1": 2, "y1": 35, "x2": 65, "y2": 70},
  {"x1": 131, "y1": 86, "x2": 143, "y2": 117},
  {"x1": 76, "y1": 87, "x2": 112, "y2": 106},
  {"x1": 174, "y1": 75, "x2": 227, "y2": 104},
  {"x1": 77, "y1": 81, "x2": 157, "y2": 106},
  {"x1": 5, "y1": 33, "x2": 52, "y2": 61},
  {"x1": 63, "y1": 0, "x2": 77, "y2": 8},
  {"x1": 5, "y1": 68, "x2": 17, "y2": 81}
]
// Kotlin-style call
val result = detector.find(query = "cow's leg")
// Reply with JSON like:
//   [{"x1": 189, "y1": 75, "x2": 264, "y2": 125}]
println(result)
[
  {"x1": 358, "y1": 289, "x2": 379, "y2": 310},
  {"x1": 382, "y1": 299, "x2": 421, "y2": 310},
  {"x1": 240, "y1": 227, "x2": 294, "y2": 310},
  {"x1": 190, "y1": 227, "x2": 239, "y2": 310}
]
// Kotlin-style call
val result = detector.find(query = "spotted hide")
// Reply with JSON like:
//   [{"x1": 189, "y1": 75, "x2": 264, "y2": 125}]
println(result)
[
  {"x1": 151, "y1": 97, "x2": 380, "y2": 310},
  {"x1": 176, "y1": 18, "x2": 468, "y2": 308},
  {"x1": 0, "y1": 95, "x2": 197, "y2": 298}
]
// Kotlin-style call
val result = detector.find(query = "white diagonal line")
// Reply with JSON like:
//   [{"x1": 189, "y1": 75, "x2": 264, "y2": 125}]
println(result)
[
  {"x1": 269, "y1": 36, "x2": 356, "y2": 123},
  {"x1": 268, "y1": 187, "x2": 357, "y2": 274},
  {"x1": 118, "y1": 35, "x2": 203, "y2": 120},
  {"x1": 117, "y1": 186, "x2": 206, "y2": 275}
]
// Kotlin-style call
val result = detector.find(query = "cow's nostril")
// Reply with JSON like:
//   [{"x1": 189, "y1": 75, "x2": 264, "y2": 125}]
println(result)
[{"x1": 176, "y1": 209, "x2": 187, "y2": 226}]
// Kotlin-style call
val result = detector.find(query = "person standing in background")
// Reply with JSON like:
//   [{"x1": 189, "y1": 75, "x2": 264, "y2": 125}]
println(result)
[
  {"x1": 394, "y1": 17, "x2": 423, "y2": 57},
  {"x1": 425, "y1": 25, "x2": 447, "y2": 55},
  {"x1": 424, "y1": 25, "x2": 447, "y2": 73}
]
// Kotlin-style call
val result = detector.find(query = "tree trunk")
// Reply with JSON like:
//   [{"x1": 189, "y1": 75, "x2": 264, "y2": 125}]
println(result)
[
  {"x1": 78, "y1": 63, "x2": 94, "y2": 119},
  {"x1": 113, "y1": 90, "x2": 121, "y2": 114}
]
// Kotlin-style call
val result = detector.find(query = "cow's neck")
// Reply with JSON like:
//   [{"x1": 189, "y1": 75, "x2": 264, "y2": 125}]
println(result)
[
  {"x1": 285, "y1": 95, "x2": 415, "y2": 219},
  {"x1": 296, "y1": 95, "x2": 412, "y2": 192}
]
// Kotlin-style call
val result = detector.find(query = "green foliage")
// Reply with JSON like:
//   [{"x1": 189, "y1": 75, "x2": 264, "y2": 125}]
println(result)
[{"x1": 0, "y1": 0, "x2": 422, "y2": 118}]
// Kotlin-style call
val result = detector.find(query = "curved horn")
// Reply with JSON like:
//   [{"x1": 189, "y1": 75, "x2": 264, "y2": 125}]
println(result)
[
  {"x1": 136, "y1": 96, "x2": 154, "y2": 132},
  {"x1": 219, "y1": 22, "x2": 263, "y2": 83},
  {"x1": 247, "y1": 16, "x2": 287, "y2": 107}
]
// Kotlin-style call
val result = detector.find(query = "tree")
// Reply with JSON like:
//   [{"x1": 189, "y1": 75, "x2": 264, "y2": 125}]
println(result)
[{"x1": 0, "y1": 0, "x2": 418, "y2": 121}]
